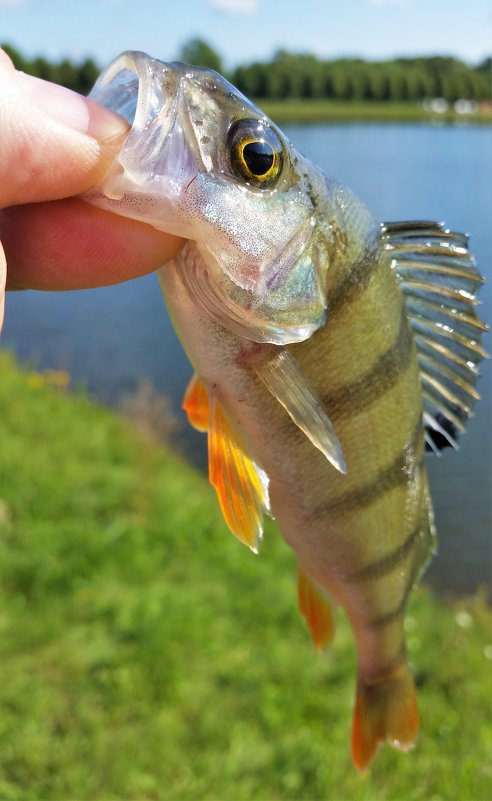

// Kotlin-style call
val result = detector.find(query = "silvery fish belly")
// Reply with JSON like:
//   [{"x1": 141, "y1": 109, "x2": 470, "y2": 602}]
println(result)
[{"x1": 86, "y1": 52, "x2": 488, "y2": 769}]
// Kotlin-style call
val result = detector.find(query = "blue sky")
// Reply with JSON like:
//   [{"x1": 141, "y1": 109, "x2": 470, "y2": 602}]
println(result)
[{"x1": 0, "y1": 0, "x2": 490, "y2": 69}]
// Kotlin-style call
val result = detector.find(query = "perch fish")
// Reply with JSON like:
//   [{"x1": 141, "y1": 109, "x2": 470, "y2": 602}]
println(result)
[{"x1": 86, "y1": 52, "x2": 487, "y2": 769}]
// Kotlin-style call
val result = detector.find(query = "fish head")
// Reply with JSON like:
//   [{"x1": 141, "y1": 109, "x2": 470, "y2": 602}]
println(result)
[{"x1": 88, "y1": 51, "x2": 340, "y2": 344}]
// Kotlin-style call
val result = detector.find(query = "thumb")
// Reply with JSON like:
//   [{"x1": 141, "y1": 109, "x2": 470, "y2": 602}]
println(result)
[{"x1": 0, "y1": 51, "x2": 128, "y2": 207}]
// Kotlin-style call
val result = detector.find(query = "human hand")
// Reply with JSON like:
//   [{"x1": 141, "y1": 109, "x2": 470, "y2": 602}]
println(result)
[{"x1": 0, "y1": 49, "x2": 183, "y2": 328}]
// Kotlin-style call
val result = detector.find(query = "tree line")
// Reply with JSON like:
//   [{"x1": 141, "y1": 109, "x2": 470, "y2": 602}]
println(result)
[
  {"x1": 3, "y1": 40, "x2": 491, "y2": 103},
  {"x1": 2, "y1": 43, "x2": 99, "y2": 95},
  {"x1": 233, "y1": 52, "x2": 491, "y2": 103}
]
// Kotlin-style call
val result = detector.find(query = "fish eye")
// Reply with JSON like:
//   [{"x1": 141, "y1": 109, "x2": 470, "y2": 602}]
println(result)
[{"x1": 228, "y1": 119, "x2": 284, "y2": 188}]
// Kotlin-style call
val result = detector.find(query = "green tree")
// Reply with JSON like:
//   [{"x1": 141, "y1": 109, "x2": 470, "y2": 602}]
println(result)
[
  {"x1": 350, "y1": 66, "x2": 371, "y2": 101},
  {"x1": 367, "y1": 67, "x2": 391, "y2": 101},
  {"x1": 330, "y1": 64, "x2": 358, "y2": 101},
  {"x1": 179, "y1": 38, "x2": 222, "y2": 73},
  {"x1": 78, "y1": 58, "x2": 100, "y2": 95},
  {"x1": 302, "y1": 61, "x2": 324, "y2": 99},
  {"x1": 32, "y1": 56, "x2": 56, "y2": 82},
  {"x1": 404, "y1": 68, "x2": 429, "y2": 101},
  {"x1": 1, "y1": 42, "x2": 28, "y2": 72},
  {"x1": 387, "y1": 65, "x2": 409, "y2": 101},
  {"x1": 57, "y1": 58, "x2": 79, "y2": 92}
]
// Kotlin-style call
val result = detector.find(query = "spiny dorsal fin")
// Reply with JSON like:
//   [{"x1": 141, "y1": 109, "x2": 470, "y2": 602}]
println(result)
[
  {"x1": 253, "y1": 349, "x2": 347, "y2": 474},
  {"x1": 183, "y1": 374, "x2": 270, "y2": 552},
  {"x1": 298, "y1": 567, "x2": 336, "y2": 651},
  {"x1": 382, "y1": 221, "x2": 488, "y2": 452}
]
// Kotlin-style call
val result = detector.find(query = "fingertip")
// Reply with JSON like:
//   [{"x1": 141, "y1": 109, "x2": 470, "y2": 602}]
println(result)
[
  {"x1": 17, "y1": 72, "x2": 129, "y2": 142},
  {"x1": 0, "y1": 65, "x2": 129, "y2": 206}
]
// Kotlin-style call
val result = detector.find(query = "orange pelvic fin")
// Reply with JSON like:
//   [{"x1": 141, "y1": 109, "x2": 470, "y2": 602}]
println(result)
[
  {"x1": 182, "y1": 373, "x2": 210, "y2": 432},
  {"x1": 297, "y1": 568, "x2": 336, "y2": 651},
  {"x1": 351, "y1": 663, "x2": 419, "y2": 770},
  {"x1": 208, "y1": 395, "x2": 269, "y2": 553}
]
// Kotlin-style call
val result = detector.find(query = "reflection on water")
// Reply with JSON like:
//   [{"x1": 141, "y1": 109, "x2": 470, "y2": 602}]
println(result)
[{"x1": 2, "y1": 123, "x2": 491, "y2": 597}]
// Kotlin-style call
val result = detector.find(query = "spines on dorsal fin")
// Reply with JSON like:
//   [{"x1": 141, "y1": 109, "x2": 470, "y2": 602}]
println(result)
[
  {"x1": 381, "y1": 221, "x2": 488, "y2": 452},
  {"x1": 253, "y1": 349, "x2": 347, "y2": 474},
  {"x1": 298, "y1": 567, "x2": 336, "y2": 651}
]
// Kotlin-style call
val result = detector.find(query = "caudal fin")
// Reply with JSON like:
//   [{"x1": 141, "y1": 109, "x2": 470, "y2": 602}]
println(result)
[{"x1": 351, "y1": 664, "x2": 419, "y2": 770}]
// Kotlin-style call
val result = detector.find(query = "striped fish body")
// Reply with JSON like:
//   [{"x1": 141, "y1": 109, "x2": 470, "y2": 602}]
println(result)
[
  {"x1": 159, "y1": 221, "x2": 430, "y2": 767},
  {"x1": 87, "y1": 52, "x2": 487, "y2": 771},
  {"x1": 283, "y1": 238, "x2": 432, "y2": 678}
]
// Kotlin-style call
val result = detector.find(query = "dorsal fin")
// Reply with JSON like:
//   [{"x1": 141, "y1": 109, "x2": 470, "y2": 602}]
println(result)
[
  {"x1": 182, "y1": 374, "x2": 270, "y2": 552},
  {"x1": 382, "y1": 221, "x2": 488, "y2": 452}
]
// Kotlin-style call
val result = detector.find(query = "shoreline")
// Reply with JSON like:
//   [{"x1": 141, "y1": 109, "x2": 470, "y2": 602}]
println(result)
[{"x1": 256, "y1": 99, "x2": 492, "y2": 125}]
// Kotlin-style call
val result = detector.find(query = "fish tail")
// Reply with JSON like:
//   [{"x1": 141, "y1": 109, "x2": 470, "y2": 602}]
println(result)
[{"x1": 351, "y1": 662, "x2": 419, "y2": 770}]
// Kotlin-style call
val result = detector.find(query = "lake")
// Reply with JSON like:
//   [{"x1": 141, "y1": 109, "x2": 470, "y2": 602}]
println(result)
[{"x1": 2, "y1": 122, "x2": 491, "y2": 597}]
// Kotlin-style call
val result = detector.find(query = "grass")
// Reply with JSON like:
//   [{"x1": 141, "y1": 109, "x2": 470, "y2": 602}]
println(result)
[
  {"x1": 0, "y1": 350, "x2": 491, "y2": 801},
  {"x1": 255, "y1": 99, "x2": 492, "y2": 125}
]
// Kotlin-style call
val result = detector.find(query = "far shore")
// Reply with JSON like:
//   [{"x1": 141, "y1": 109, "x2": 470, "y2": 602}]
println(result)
[{"x1": 256, "y1": 99, "x2": 492, "y2": 125}]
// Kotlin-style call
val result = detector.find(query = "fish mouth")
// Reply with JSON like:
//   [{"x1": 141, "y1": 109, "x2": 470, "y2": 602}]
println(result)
[
  {"x1": 86, "y1": 51, "x2": 201, "y2": 237},
  {"x1": 89, "y1": 50, "x2": 175, "y2": 133}
]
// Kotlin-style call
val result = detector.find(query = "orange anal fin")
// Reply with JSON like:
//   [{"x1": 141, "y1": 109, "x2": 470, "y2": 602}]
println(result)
[
  {"x1": 182, "y1": 373, "x2": 209, "y2": 432},
  {"x1": 351, "y1": 664, "x2": 419, "y2": 770},
  {"x1": 209, "y1": 396, "x2": 269, "y2": 553},
  {"x1": 297, "y1": 568, "x2": 336, "y2": 651}
]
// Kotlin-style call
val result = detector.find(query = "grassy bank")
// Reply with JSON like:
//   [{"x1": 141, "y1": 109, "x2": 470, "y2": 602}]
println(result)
[
  {"x1": 256, "y1": 99, "x2": 492, "y2": 125},
  {"x1": 1, "y1": 351, "x2": 491, "y2": 801}
]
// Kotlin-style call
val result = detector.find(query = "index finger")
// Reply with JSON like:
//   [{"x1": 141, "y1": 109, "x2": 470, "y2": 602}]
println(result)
[{"x1": 2, "y1": 198, "x2": 183, "y2": 291}]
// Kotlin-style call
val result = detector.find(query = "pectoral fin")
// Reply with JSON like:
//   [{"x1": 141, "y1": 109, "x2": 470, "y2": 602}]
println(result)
[
  {"x1": 208, "y1": 394, "x2": 270, "y2": 553},
  {"x1": 253, "y1": 349, "x2": 346, "y2": 474},
  {"x1": 298, "y1": 568, "x2": 336, "y2": 651},
  {"x1": 182, "y1": 374, "x2": 270, "y2": 552},
  {"x1": 182, "y1": 373, "x2": 209, "y2": 432}
]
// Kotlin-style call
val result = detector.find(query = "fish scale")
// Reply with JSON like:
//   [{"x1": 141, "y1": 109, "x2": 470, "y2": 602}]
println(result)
[
  {"x1": 86, "y1": 51, "x2": 487, "y2": 770},
  {"x1": 282, "y1": 269, "x2": 429, "y2": 669}
]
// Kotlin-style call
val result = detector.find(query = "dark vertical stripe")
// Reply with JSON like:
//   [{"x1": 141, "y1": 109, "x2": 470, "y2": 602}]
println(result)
[
  {"x1": 322, "y1": 305, "x2": 413, "y2": 421},
  {"x1": 311, "y1": 416, "x2": 424, "y2": 519},
  {"x1": 367, "y1": 528, "x2": 426, "y2": 630},
  {"x1": 348, "y1": 523, "x2": 421, "y2": 582},
  {"x1": 328, "y1": 246, "x2": 379, "y2": 318}
]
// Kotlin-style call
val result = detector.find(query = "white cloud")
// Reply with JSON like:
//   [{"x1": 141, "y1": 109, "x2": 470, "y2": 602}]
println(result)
[
  {"x1": 0, "y1": 0, "x2": 26, "y2": 6},
  {"x1": 209, "y1": 0, "x2": 259, "y2": 14}
]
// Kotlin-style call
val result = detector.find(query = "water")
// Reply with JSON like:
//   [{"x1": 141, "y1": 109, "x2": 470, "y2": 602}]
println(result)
[{"x1": 2, "y1": 123, "x2": 491, "y2": 597}]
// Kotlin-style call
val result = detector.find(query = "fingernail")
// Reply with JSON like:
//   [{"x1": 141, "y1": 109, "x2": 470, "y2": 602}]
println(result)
[{"x1": 18, "y1": 72, "x2": 129, "y2": 141}]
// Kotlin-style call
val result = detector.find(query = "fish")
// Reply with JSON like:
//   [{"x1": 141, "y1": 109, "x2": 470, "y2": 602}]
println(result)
[{"x1": 85, "y1": 52, "x2": 488, "y2": 769}]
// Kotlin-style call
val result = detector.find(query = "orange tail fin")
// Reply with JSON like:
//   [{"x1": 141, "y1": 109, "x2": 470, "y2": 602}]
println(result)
[{"x1": 351, "y1": 664, "x2": 419, "y2": 770}]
